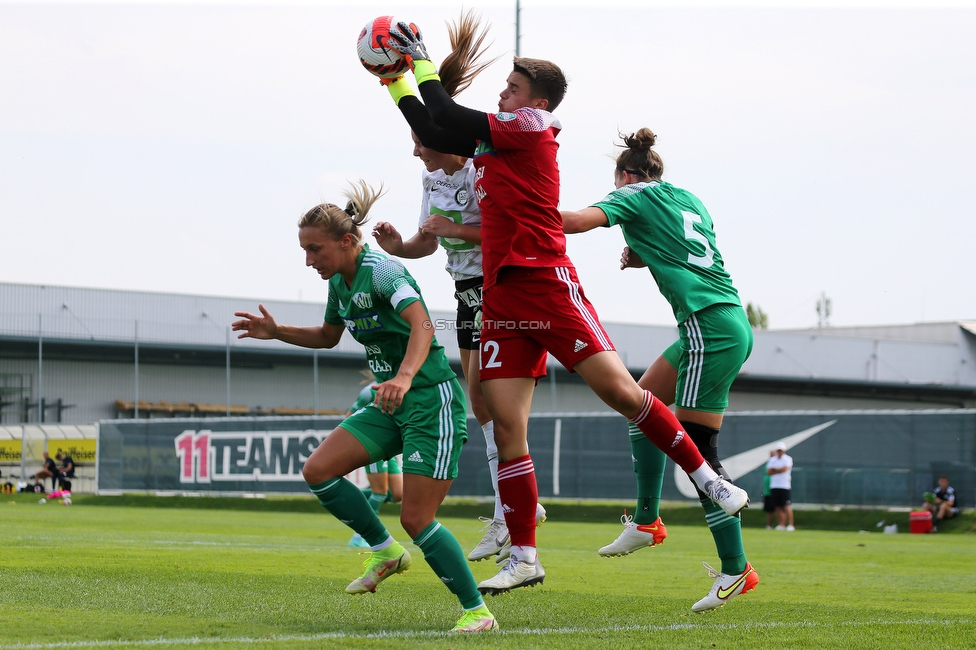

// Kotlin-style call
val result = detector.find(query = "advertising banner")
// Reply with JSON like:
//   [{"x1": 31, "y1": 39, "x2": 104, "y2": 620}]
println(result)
[{"x1": 97, "y1": 410, "x2": 975, "y2": 507}]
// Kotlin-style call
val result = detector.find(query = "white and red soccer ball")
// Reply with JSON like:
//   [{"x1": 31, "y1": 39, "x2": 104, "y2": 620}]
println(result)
[{"x1": 357, "y1": 16, "x2": 420, "y2": 79}]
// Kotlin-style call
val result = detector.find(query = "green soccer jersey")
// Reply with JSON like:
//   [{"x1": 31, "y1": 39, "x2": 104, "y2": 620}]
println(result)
[
  {"x1": 594, "y1": 181, "x2": 740, "y2": 324},
  {"x1": 325, "y1": 245, "x2": 455, "y2": 388}
]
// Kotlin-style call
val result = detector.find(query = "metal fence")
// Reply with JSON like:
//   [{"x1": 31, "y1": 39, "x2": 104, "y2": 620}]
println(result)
[{"x1": 94, "y1": 409, "x2": 976, "y2": 509}]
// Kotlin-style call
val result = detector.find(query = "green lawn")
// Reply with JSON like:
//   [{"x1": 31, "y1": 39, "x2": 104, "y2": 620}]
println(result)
[{"x1": 1, "y1": 496, "x2": 973, "y2": 649}]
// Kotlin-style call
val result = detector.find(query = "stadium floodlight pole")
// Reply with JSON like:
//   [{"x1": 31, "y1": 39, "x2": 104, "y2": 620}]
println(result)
[
  {"x1": 313, "y1": 349, "x2": 319, "y2": 415},
  {"x1": 515, "y1": 0, "x2": 522, "y2": 56},
  {"x1": 549, "y1": 360, "x2": 557, "y2": 411},
  {"x1": 134, "y1": 320, "x2": 140, "y2": 419},
  {"x1": 225, "y1": 326, "x2": 231, "y2": 416},
  {"x1": 37, "y1": 313, "x2": 43, "y2": 424}
]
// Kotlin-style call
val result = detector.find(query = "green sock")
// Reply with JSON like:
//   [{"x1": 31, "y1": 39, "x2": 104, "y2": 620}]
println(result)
[
  {"x1": 309, "y1": 478, "x2": 389, "y2": 546},
  {"x1": 368, "y1": 491, "x2": 386, "y2": 515},
  {"x1": 700, "y1": 497, "x2": 747, "y2": 574},
  {"x1": 630, "y1": 424, "x2": 666, "y2": 524},
  {"x1": 414, "y1": 521, "x2": 484, "y2": 610}
]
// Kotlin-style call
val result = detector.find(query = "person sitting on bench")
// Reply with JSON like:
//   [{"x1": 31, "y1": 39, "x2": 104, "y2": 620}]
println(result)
[
  {"x1": 56, "y1": 451, "x2": 76, "y2": 490},
  {"x1": 32, "y1": 451, "x2": 61, "y2": 491}
]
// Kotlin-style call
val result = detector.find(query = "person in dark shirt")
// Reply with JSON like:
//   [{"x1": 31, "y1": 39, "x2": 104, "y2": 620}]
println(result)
[
  {"x1": 923, "y1": 474, "x2": 959, "y2": 529},
  {"x1": 32, "y1": 451, "x2": 60, "y2": 490},
  {"x1": 57, "y1": 452, "x2": 75, "y2": 490}
]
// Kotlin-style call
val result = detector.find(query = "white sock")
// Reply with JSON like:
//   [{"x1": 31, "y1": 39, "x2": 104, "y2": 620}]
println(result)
[
  {"x1": 483, "y1": 421, "x2": 504, "y2": 521},
  {"x1": 688, "y1": 462, "x2": 720, "y2": 491},
  {"x1": 510, "y1": 544, "x2": 537, "y2": 564}
]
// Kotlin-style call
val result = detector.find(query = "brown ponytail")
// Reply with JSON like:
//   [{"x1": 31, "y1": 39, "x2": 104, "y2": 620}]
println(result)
[
  {"x1": 298, "y1": 180, "x2": 385, "y2": 244},
  {"x1": 439, "y1": 9, "x2": 499, "y2": 98},
  {"x1": 615, "y1": 128, "x2": 664, "y2": 180}
]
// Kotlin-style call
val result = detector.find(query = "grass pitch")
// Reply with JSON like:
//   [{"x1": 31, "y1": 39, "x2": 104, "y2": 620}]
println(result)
[{"x1": 1, "y1": 496, "x2": 973, "y2": 649}]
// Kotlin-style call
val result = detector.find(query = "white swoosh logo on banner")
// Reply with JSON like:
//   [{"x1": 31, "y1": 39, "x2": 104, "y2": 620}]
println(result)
[{"x1": 674, "y1": 420, "x2": 838, "y2": 499}]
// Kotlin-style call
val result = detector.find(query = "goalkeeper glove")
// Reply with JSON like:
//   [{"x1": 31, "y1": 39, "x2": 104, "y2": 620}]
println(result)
[
  {"x1": 381, "y1": 75, "x2": 416, "y2": 105},
  {"x1": 387, "y1": 21, "x2": 440, "y2": 84}
]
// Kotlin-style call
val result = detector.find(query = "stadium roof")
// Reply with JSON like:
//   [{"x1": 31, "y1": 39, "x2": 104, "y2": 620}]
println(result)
[{"x1": 2, "y1": 282, "x2": 975, "y2": 390}]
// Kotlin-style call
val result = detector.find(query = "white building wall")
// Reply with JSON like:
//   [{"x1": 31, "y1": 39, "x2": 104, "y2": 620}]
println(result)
[
  {"x1": 3, "y1": 283, "x2": 974, "y2": 424},
  {"x1": 0, "y1": 356, "x2": 377, "y2": 423}
]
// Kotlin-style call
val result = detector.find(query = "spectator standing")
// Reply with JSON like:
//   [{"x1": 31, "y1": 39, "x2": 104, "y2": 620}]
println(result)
[
  {"x1": 766, "y1": 443, "x2": 794, "y2": 531},
  {"x1": 763, "y1": 451, "x2": 775, "y2": 530}
]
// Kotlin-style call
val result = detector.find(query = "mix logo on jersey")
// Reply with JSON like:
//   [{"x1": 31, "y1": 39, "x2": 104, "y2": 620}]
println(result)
[{"x1": 342, "y1": 313, "x2": 384, "y2": 334}]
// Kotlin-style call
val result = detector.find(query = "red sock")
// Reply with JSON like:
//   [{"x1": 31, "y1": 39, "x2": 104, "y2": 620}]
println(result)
[
  {"x1": 497, "y1": 455, "x2": 538, "y2": 548},
  {"x1": 630, "y1": 390, "x2": 706, "y2": 473}
]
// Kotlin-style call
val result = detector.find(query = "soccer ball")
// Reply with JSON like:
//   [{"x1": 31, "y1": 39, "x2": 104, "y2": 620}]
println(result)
[
  {"x1": 357, "y1": 16, "x2": 418, "y2": 79},
  {"x1": 63, "y1": 497, "x2": 72, "y2": 506}
]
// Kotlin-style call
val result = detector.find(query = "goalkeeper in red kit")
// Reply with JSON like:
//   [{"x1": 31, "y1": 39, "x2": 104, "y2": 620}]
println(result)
[{"x1": 384, "y1": 22, "x2": 749, "y2": 595}]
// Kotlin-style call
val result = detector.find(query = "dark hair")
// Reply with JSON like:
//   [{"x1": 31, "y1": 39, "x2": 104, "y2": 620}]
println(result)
[
  {"x1": 512, "y1": 57, "x2": 567, "y2": 111},
  {"x1": 439, "y1": 9, "x2": 498, "y2": 98},
  {"x1": 615, "y1": 128, "x2": 664, "y2": 181},
  {"x1": 298, "y1": 180, "x2": 384, "y2": 244}
]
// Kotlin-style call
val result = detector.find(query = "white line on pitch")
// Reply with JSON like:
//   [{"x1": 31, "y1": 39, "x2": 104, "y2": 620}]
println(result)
[{"x1": 0, "y1": 618, "x2": 970, "y2": 649}]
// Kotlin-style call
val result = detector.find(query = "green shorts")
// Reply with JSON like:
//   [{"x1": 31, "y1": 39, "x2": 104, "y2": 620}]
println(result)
[
  {"x1": 662, "y1": 303, "x2": 753, "y2": 414},
  {"x1": 364, "y1": 455, "x2": 402, "y2": 475},
  {"x1": 340, "y1": 378, "x2": 467, "y2": 480}
]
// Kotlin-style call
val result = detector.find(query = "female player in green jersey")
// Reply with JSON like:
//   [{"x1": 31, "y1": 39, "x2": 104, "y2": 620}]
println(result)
[
  {"x1": 561, "y1": 128, "x2": 759, "y2": 612},
  {"x1": 231, "y1": 181, "x2": 497, "y2": 633}
]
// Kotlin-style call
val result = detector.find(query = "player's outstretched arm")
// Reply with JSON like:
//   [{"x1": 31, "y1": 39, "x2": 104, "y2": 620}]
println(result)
[
  {"x1": 560, "y1": 207, "x2": 610, "y2": 234},
  {"x1": 372, "y1": 221, "x2": 439, "y2": 259},
  {"x1": 400, "y1": 94, "x2": 478, "y2": 157},
  {"x1": 420, "y1": 215, "x2": 481, "y2": 245},
  {"x1": 383, "y1": 76, "x2": 477, "y2": 156},
  {"x1": 388, "y1": 21, "x2": 491, "y2": 142},
  {"x1": 232, "y1": 304, "x2": 344, "y2": 348},
  {"x1": 416, "y1": 78, "x2": 491, "y2": 142}
]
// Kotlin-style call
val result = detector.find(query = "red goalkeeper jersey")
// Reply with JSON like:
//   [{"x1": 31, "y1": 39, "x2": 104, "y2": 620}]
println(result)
[{"x1": 473, "y1": 108, "x2": 572, "y2": 290}]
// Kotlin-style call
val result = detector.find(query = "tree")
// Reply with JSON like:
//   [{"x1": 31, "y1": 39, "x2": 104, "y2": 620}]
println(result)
[
  {"x1": 746, "y1": 302, "x2": 769, "y2": 330},
  {"x1": 816, "y1": 292, "x2": 832, "y2": 328}
]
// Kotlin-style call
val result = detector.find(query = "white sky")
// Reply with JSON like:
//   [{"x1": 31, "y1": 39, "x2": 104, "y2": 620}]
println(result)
[{"x1": 2, "y1": 0, "x2": 975, "y2": 330}]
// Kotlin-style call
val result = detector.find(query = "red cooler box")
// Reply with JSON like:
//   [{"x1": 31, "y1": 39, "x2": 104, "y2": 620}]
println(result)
[{"x1": 910, "y1": 511, "x2": 932, "y2": 534}]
